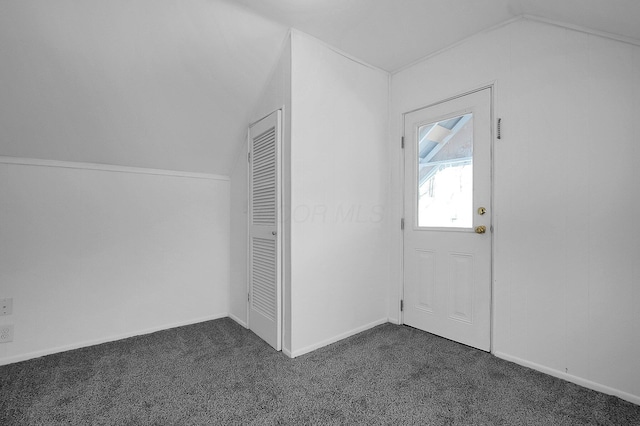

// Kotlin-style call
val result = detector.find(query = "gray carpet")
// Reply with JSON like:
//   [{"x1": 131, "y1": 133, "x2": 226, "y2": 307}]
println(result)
[{"x1": 1, "y1": 318, "x2": 638, "y2": 425}]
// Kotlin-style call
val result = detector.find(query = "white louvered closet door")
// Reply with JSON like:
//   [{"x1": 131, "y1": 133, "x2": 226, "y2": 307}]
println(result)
[{"x1": 248, "y1": 110, "x2": 281, "y2": 350}]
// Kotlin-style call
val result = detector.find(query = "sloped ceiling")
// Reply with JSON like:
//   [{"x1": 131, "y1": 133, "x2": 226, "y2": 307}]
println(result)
[
  {"x1": 0, "y1": 0, "x2": 288, "y2": 174},
  {"x1": 237, "y1": 0, "x2": 640, "y2": 72},
  {"x1": 1, "y1": 0, "x2": 638, "y2": 175},
  {"x1": 236, "y1": 0, "x2": 513, "y2": 72}
]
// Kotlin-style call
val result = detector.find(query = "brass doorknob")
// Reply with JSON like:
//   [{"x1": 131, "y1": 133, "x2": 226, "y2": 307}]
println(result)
[{"x1": 475, "y1": 226, "x2": 487, "y2": 234}]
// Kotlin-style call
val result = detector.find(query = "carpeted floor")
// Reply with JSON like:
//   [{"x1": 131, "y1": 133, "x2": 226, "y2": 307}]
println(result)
[{"x1": 1, "y1": 318, "x2": 639, "y2": 425}]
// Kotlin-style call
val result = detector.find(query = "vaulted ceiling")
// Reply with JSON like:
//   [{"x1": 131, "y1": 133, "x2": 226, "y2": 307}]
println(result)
[
  {"x1": 1, "y1": 0, "x2": 638, "y2": 175},
  {"x1": 238, "y1": 0, "x2": 640, "y2": 72}
]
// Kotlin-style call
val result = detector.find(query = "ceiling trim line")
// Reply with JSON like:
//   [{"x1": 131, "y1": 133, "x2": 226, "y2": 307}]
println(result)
[
  {"x1": 290, "y1": 29, "x2": 389, "y2": 75},
  {"x1": 391, "y1": 16, "x2": 523, "y2": 75},
  {"x1": 0, "y1": 156, "x2": 229, "y2": 181},
  {"x1": 522, "y1": 14, "x2": 640, "y2": 48}
]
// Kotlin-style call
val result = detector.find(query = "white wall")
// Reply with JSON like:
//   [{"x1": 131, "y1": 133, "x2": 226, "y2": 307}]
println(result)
[
  {"x1": 229, "y1": 35, "x2": 292, "y2": 350},
  {"x1": 289, "y1": 32, "x2": 390, "y2": 356},
  {"x1": 390, "y1": 18, "x2": 640, "y2": 404},
  {"x1": 229, "y1": 148, "x2": 249, "y2": 328},
  {"x1": 231, "y1": 32, "x2": 390, "y2": 357},
  {"x1": 0, "y1": 159, "x2": 229, "y2": 365}
]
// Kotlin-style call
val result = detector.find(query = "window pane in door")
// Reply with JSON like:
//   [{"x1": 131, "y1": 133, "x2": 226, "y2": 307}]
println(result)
[{"x1": 417, "y1": 113, "x2": 473, "y2": 228}]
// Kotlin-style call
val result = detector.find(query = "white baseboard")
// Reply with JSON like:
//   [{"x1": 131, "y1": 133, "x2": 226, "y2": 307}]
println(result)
[
  {"x1": 0, "y1": 313, "x2": 228, "y2": 366},
  {"x1": 387, "y1": 317, "x2": 401, "y2": 325},
  {"x1": 290, "y1": 318, "x2": 389, "y2": 358},
  {"x1": 228, "y1": 313, "x2": 248, "y2": 328},
  {"x1": 493, "y1": 351, "x2": 640, "y2": 406}
]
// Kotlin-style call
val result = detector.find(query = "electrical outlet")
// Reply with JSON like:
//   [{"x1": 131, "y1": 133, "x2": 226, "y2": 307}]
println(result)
[
  {"x1": 0, "y1": 324, "x2": 14, "y2": 343},
  {"x1": 0, "y1": 298, "x2": 13, "y2": 316}
]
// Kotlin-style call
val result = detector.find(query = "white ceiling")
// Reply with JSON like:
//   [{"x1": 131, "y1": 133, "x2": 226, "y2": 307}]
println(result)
[
  {"x1": 0, "y1": 0, "x2": 289, "y2": 174},
  {"x1": 1, "y1": 0, "x2": 638, "y2": 174},
  {"x1": 236, "y1": 0, "x2": 640, "y2": 72},
  {"x1": 236, "y1": 0, "x2": 513, "y2": 72}
]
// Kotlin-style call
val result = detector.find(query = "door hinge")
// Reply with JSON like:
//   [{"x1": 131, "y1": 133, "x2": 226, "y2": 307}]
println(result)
[
  {"x1": 401, "y1": 218, "x2": 405, "y2": 230},
  {"x1": 400, "y1": 300, "x2": 404, "y2": 312},
  {"x1": 248, "y1": 152, "x2": 251, "y2": 162},
  {"x1": 247, "y1": 293, "x2": 250, "y2": 302},
  {"x1": 497, "y1": 118, "x2": 502, "y2": 140},
  {"x1": 401, "y1": 136, "x2": 405, "y2": 149}
]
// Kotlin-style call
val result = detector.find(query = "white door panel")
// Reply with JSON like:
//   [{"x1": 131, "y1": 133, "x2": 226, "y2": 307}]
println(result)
[
  {"x1": 403, "y1": 88, "x2": 492, "y2": 351},
  {"x1": 249, "y1": 110, "x2": 281, "y2": 351}
]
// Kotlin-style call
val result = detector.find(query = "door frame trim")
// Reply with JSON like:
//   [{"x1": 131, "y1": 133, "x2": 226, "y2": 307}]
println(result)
[{"x1": 400, "y1": 83, "x2": 496, "y2": 352}]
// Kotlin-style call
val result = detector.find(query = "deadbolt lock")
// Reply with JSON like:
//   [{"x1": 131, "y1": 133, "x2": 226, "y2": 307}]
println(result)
[
  {"x1": 475, "y1": 226, "x2": 487, "y2": 234},
  {"x1": 478, "y1": 207, "x2": 487, "y2": 215}
]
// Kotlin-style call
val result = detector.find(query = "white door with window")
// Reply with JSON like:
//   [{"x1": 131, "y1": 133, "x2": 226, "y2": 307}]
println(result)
[
  {"x1": 403, "y1": 88, "x2": 492, "y2": 351},
  {"x1": 248, "y1": 110, "x2": 282, "y2": 351}
]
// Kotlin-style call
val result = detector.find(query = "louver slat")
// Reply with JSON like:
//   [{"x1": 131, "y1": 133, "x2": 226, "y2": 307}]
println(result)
[
  {"x1": 251, "y1": 127, "x2": 276, "y2": 226},
  {"x1": 251, "y1": 238, "x2": 276, "y2": 321}
]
